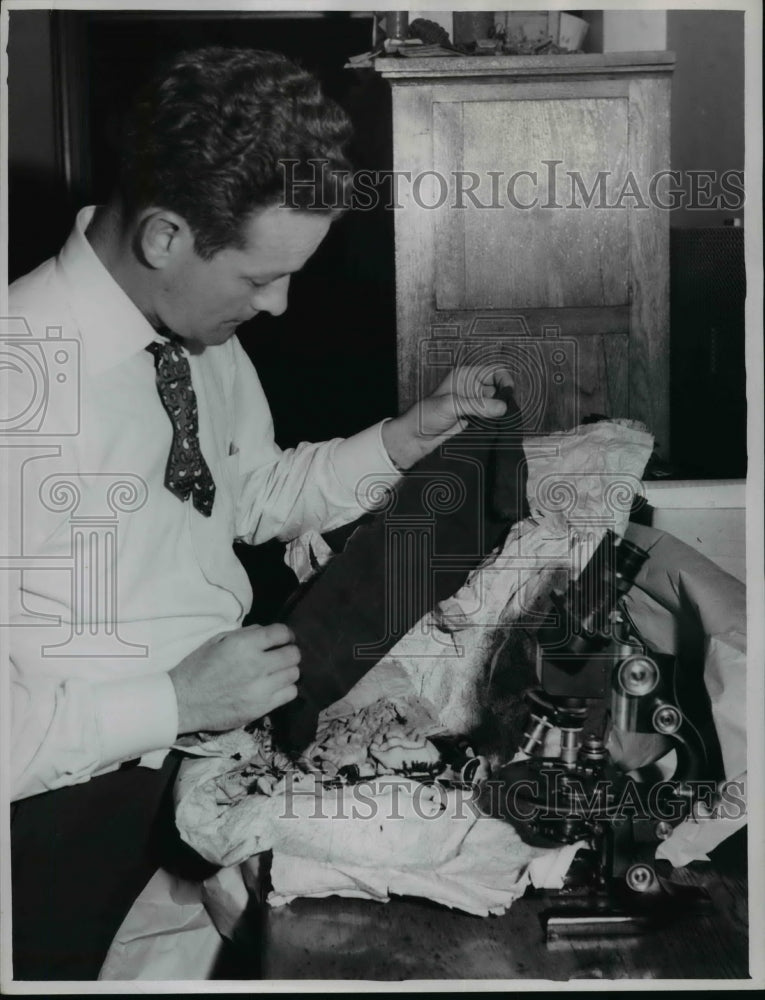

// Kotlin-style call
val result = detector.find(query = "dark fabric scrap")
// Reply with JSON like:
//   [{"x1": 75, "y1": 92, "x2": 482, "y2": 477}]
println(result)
[{"x1": 272, "y1": 387, "x2": 529, "y2": 753}]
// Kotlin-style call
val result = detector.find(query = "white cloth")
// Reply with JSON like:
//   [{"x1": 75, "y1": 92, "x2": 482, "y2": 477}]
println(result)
[
  {"x1": 97, "y1": 869, "x2": 223, "y2": 981},
  {"x1": 99, "y1": 828, "x2": 584, "y2": 981},
  {"x1": 264, "y1": 819, "x2": 584, "y2": 917},
  {"x1": 5, "y1": 206, "x2": 399, "y2": 801}
]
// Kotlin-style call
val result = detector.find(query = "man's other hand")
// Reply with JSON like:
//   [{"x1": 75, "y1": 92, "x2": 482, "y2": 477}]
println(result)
[
  {"x1": 381, "y1": 365, "x2": 514, "y2": 471},
  {"x1": 169, "y1": 624, "x2": 300, "y2": 735}
]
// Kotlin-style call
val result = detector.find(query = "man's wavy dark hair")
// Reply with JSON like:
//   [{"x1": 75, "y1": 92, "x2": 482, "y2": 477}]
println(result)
[{"x1": 118, "y1": 47, "x2": 353, "y2": 258}]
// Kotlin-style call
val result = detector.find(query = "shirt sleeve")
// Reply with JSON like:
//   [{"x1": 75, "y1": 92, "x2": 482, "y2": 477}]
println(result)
[
  {"x1": 228, "y1": 338, "x2": 401, "y2": 545},
  {"x1": 10, "y1": 658, "x2": 178, "y2": 801}
]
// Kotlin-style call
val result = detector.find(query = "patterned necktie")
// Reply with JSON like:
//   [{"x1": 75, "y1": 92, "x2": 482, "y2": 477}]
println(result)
[{"x1": 146, "y1": 339, "x2": 216, "y2": 517}]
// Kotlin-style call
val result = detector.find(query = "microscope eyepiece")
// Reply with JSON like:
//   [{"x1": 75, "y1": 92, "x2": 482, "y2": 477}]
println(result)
[{"x1": 539, "y1": 530, "x2": 650, "y2": 659}]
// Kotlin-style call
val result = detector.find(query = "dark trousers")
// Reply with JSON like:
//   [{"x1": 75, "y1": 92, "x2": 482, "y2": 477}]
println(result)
[{"x1": 10, "y1": 752, "x2": 204, "y2": 981}]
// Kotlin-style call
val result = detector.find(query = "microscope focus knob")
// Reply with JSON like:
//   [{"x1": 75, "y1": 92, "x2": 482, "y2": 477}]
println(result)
[
  {"x1": 616, "y1": 654, "x2": 660, "y2": 696},
  {"x1": 625, "y1": 863, "x2": 657, "y2": 893},
  {"x1": 652, "y1": 704, "x2": 683, "y2": 735}
]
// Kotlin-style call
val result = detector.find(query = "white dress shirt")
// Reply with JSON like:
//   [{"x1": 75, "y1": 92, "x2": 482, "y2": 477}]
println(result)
[{"x1": 4, "y1": 206, "x2": 399, "y2": 800}]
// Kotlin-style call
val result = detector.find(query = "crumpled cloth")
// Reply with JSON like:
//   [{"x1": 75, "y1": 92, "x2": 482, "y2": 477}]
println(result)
[
  {"x1": 264, "y1": 819, "x2": 585, "y2": 917},
  {"x1": 175, "y1": 420, "x2": 656, "y2": 901},
  {"x1": 175, "y1": 757, "x2": 585, "y2": 918},
  {"x1": 173, "y1": 652, "x2": 588, "y2": 918},
  {"x1": 100, "y1": 820, "x2": 584, "y2": 981}
]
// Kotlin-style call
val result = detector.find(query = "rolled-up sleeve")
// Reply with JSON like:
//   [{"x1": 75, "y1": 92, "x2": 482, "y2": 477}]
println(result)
[
  {"x1": 229, "y1": 339, "x2": 400, "y2": 544},
  {"x1": 11, "y1": 659, "x2": 178, "y2": 801}
]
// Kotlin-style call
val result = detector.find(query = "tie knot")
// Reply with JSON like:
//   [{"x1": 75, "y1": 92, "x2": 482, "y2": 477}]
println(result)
[
  {"x1": 147, "y1": 337, "x2": 183, "y2": 359},
  {"x1": 146, "y1": 339, "x2": 191, "y2": 383}
]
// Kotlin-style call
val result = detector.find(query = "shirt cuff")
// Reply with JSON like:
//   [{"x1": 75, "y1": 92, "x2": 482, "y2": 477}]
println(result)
[
  {"x1": 331, "y1": 420, "x2": 402, "y2": 498},
  {"x1": 92, "y1": 672, "x2": 179, "y2": 769}
]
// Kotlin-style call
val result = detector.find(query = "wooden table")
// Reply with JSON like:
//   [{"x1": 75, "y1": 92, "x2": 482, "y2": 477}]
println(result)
[{"x1": 252, "y1": 861, "x2": 749, "y2": 982}]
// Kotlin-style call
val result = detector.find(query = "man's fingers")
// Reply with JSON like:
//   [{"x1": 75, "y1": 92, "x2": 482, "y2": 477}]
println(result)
[
  {"x1": 256, "y1": 661, "x2": 300, "y2": 692},
  {"x1": 240, "y1": 622, "x2": 295, "y2": 650},
  {"x1": 448, "y1": 393, "x2": 508, "y2": 422},
  {"x1": 429, "y1": 368, "x2": 514, "y2": 427},
  {"x1": 266, "y1": 683, "x2": 299, "y2": 712},
  {"x1": 475, "y1": 395, "x2": 508, "y2": 418},
  {"x1": 491, "y1": 368, "x2": 515, "y2": 391},
  {"x1": 256, "y1": 663, "x2": 300, "y2": 703},
  {"x1": 243, "y1": 663, "x2": 299, "y2": 716},
  {"x1": 265, "y1": 644, "x2": 301, "y2": 673},
  {"x1": 426, "y1": 389, "x2": 507, "y2": 441}
]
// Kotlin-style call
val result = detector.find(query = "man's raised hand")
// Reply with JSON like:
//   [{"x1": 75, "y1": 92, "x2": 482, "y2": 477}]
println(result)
[{"x1": 381, "y1": 364, "x2": 514, "y2": 471}]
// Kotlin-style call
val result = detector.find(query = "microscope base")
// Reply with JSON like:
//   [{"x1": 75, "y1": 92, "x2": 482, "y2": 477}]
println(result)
[{"x1": 534, "y1": 875, "x2": 713, "y2": 941}]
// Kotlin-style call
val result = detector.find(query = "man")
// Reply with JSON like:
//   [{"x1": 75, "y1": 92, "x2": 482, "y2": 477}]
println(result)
[{"x1": 6, "y1": 47, "x2": 509, "y2": 979}]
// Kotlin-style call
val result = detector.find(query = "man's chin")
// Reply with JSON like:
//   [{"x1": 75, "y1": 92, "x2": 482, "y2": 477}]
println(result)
[
  {"x1": 217, "y1": 319, "x2": 246, "y2": 339},
  {"x1": 181, "y1": 324, "x2": 240, "y2": 350},
  {"x1": 213, "y1": 323, "x2": 240, "y2": 342}
]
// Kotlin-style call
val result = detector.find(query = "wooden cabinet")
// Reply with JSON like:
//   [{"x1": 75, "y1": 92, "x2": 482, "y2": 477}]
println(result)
[{"x1": 375, "y1": 52, "x2": 674, "y2": 455}]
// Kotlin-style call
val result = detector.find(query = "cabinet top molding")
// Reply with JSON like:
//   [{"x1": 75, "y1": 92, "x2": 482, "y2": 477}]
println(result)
[{"x1": 373, "y1": 51, "x2": 675, "y2": 81}]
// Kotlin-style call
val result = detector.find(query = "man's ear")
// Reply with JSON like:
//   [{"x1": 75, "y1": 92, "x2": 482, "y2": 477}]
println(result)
[{"x1": 136, "y1": 209, "x2": 194, "y2": 269}]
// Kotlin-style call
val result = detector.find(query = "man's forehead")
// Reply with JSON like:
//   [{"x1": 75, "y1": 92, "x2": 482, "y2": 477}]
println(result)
[{"x1": 241, "y1": 204, "x2": 334, "y2": 260}]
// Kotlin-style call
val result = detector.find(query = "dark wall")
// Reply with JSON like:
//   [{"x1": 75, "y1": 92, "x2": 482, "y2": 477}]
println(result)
[
  {"x1": 665, "y1": 10, "x2": 746, "y2": 478},
  {"x1": 667, "y1": 10, "x2": 745, "y2": 229},
  {"x1": 7, "y1": 11, "x2": 72, "y2": 280}
]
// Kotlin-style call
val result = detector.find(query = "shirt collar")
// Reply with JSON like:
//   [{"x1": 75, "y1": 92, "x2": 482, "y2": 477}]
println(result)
[{"x1": 57, "y1": 206, "x2": 160, "y2": 376}]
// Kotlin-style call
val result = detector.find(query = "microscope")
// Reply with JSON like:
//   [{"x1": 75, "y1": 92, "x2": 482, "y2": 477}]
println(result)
[{"x1": 478, "y1": 529, "x2": 712, "y2": 937}]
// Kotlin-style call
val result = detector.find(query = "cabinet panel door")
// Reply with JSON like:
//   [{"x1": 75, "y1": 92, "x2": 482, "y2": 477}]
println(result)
[
  {"x1": 435, "y1": 98, "x2": 630, "y2": 310},
  {"x1": 423, "y1": 321, "x2": 629, "y2": 435}
]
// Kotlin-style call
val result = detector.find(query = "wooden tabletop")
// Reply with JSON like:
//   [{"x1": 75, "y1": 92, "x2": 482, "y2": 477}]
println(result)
[{"x1": 254, "y1": 862, "x2": 749, "y2": 982}]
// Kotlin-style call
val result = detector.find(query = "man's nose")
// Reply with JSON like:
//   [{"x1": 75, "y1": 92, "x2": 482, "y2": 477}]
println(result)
[{"x1": 252, "y1": 276, "x2": 290, "y2": 317}]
